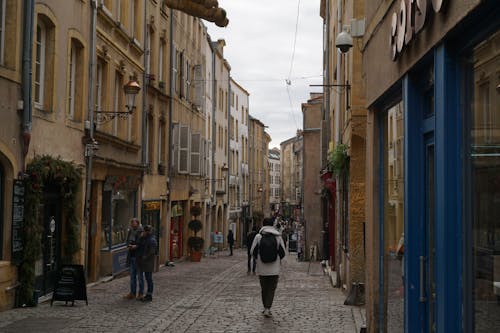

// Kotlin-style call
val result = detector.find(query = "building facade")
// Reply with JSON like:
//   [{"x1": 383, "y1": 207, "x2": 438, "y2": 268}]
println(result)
[
  {"x1": 249, "y1": 116, "x2": 270, "y2": 223},
  {"x1": 280, "y1": 133, "x2": 303, "y2": 223},
  {"x1": 363, "y1": 0, "x2": 500, "y2": 332},
  {"x1": 229, "y1": 78, "x2": 249, "y2": 246},
  {"x1": 301, "y1": 93, "x2": 323, "y2": 261},
  {"x1": 321, "y1": 0, "x2": 367, "y2": 298},
  {"x1": 268, "y1": 148, "x2": 280, "y2": 214}
]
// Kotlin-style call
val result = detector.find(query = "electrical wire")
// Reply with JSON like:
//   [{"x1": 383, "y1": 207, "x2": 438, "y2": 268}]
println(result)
[{"x1": 288, "y1": 0, "x2": 301, "y2": 80}]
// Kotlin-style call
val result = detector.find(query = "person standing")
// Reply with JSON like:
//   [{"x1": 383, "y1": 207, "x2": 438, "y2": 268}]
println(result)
[
  {"x1": 250, "y1": 217, "x2": 286, "y2": 317},
  {"x1": 227, "y1": 229, "x2": 235, "y2": 256},
  {"x1": 246, "y1": 226, "x2": 258, "y2": 274},
  {"x1": 124, "y1": 218, "x2": 143, "y2": 300},
  {"x1": 136, "y1": 225, "x2": 157, "y2": 302}
]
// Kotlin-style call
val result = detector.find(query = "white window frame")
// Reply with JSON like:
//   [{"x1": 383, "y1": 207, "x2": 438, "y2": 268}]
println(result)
[
  {"x1": 0, "y1": 0, "x2": 6, "y2": 65},
  {"x1": 68, "y1": 42, "x2": 76, "y2": 119},
  {"x1": 35, "y1": 21, "x2": 46, "y2": 109}
]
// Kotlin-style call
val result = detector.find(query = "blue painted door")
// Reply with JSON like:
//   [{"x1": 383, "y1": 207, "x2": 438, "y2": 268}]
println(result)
[{"x1": 423, "y1": 135, "x2": 436, "y2": 333}]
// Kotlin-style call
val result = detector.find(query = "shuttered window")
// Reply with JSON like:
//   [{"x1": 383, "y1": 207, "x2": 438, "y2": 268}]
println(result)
[
  {"x1": 171, "y1": 123, "x2": 179, "y2": 172},
  {"x1": 179, "y1": 125, "x2": 189, "y2": 173},
  {"x1": 190, "y1": 133, "x2": 201, "y2": 175}
]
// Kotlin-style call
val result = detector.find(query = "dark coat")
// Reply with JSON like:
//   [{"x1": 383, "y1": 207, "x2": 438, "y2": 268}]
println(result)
[
  {"x1": 227, "y1": 230, "x2": 234, "y2": 245},
  {"x1": 136, "y1": 233, "x2": 157, "y2": 273}
]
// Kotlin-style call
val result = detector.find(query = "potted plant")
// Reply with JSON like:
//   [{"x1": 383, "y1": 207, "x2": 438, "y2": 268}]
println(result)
[
  {"x1": 188, "y1": 206, "x2": 204, "y2": 262},
  {"x1": 328, "y1": 143, "x2": 350, "y2": 177}
]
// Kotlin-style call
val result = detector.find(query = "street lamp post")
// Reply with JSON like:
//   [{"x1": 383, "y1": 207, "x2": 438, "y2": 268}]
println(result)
[{"x1": 83, "y1": 77, "x2": 140, "y2": 279}]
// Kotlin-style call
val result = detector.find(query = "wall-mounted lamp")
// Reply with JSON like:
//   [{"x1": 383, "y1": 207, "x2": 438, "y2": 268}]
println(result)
[
  {"x1": 221, "y1": 163, "x2": 229, "y2": 172},
  {"x1": 94, "y1": 78, "x2": 141, "y2": 124}
]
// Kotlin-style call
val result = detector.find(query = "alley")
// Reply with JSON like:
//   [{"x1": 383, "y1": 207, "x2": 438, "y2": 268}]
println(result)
[{"x1": 0, "y1": 250, "x2": 362, "y2": 333}]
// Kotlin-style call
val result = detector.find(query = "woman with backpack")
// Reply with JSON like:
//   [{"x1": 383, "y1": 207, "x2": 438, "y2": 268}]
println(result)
[{"x1": 250, "y1": 217, "x2": 286, "y2": 318}]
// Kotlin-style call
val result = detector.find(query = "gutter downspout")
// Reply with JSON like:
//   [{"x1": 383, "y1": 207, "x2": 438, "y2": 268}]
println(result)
[
  {"x1": 167, "y1": 8, "x2": 174, "y2": 260},
  {"x1": 226, "y1": 71, "x2": 231, "y2": 218},
  {"x1": 211, "y1": 46, "x2": 216, "y2": 211},
  {"x1": 84, "y1": 0, "x2": 97, "y2": 278},
  {"x1": 21, "y1": 0, "x2": 35, "y2": 164},
  {"x1": 142, "y1": 2, "x2": 148, "y2": 166}
]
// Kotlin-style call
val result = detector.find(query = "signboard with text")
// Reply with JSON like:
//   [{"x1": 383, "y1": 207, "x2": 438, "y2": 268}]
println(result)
[{"x1": 11, "y1": 180, "x2": 25, "y2": 265}]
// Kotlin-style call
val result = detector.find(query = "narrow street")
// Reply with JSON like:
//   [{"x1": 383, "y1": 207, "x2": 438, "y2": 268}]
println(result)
[{"x1": 0, "y1": 250, "x2": 363, "y2": 333}]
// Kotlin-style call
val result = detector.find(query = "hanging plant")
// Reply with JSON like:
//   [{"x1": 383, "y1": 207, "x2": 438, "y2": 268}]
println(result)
[
  {"x1": 18, "y1": 155, "x2": 82, "y2": 306},
  {"x1": 328, "y1": 143, "x2": 350, "y2": 177}
]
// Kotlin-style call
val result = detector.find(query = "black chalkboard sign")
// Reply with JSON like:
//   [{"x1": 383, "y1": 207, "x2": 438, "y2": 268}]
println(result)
[
  {"x1": 51, "y1": 264, "x2": 88, "y2": 306},
  {"x1": 11, "y1": 180, "x2": 25, "y2": 265}
]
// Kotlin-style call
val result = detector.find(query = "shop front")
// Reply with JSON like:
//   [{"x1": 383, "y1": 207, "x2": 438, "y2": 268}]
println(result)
[
  {"x1": 99, "y1": 175, "x2": 139, "y2": 277},
  {"x1": 364, "y1": 1, "x2": 500, "y2": 331},
  {"x1": 169, "y1": 202, "x2": 184, "y2": 261}
]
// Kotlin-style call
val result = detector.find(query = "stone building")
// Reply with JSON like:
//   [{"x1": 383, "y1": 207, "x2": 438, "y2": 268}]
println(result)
[
  {"x1": 248, "y1": 116, "x2": 270, "y2": 222},
  {"x1": 320, "y1": 0, "x2": 366, "y2": 296},
  {"x1": 268, "y1": 148, "x2": 280, "y2": 214},
  {"x1": 85, "y1": 0, "x2": 145, "y2": 281},
  {"x1": 210, "y1": 39, "x2": 230, "y2": 247},
  {"x1": 228, "y1": 78, "x2": 249, "y2": 246},
  {"x1": 168, "y1": 10, "x2": 211, "y2": 260},
  {"x1": 280, "y1": 133, "x2": 303, "y2": 223},
  {"x1": 301, "y1": 93, "x2": 323, "y2": 260}
]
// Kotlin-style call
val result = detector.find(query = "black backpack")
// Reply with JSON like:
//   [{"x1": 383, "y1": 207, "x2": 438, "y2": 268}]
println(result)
[{"x1": 259, "y1": 232, "x2": 278, "y2": 263}]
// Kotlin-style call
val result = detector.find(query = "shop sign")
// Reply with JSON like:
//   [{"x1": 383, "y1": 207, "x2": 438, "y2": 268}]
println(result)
[
  {"x1": 390, "y1": 0, "x2": 446, "y2": 60},
  {"x1": 144, "y1": 200, "x2": 161, "y2": 211}
]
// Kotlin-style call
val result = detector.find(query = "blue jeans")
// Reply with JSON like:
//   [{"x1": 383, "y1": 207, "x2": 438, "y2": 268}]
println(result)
[
  {"x1": 144, "y1": 271, "x2": 153, "y2": 296},
  {"x1": 129, "y1": 257, "x2": 144, "y2": 295}
]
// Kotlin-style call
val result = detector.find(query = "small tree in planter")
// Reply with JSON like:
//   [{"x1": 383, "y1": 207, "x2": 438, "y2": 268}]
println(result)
[{"x1": 188, "y1": 206, "x2": 204, "y2": 261}]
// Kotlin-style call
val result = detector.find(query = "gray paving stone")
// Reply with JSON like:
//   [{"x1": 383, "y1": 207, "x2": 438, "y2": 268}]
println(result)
[{"x1": 0, "y1": 249, "x2": 361, "y2": 333}]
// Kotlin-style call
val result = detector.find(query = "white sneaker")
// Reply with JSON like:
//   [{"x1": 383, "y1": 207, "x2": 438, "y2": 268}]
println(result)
[{"x1": 263, "y1": 308, "x2": 272, "y2": 317}]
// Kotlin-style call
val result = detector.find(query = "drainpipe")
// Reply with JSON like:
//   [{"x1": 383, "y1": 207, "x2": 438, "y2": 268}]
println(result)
[
  {"x1": 166, "y1": 8, "x2": 174, "y2": 261},
  {"x1": 226, "y1": 71, "x2": 231, "y2": 221},
  {"x1": 83, "y1": 0, "x2": 97, "y2": 278},
  {"x1": 210, "y1": 44, "x2": 216, "y2": 216},
  {"x1": 335, "y1": 0, "x2": 342, "y2": 145},
  {"x1": 21, "y1": 0, "x2": 35, "y2": 164},
  {"x1": 142, "y1": 2, "x2": 148, "y2": 166}
]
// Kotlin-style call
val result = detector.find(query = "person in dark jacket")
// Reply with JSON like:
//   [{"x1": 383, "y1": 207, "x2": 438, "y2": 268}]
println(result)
[
  {"x1": 227, "y1": 229, "x2": 235, "y2": 256},
  {"x1": 124, "y1": 218, "x2": 143, "y2": 300},
  {"x1": 136, "y1": 225, "x2": 157, "y2": 302},
  {"x1": 246, "y1": 226, "x2": 258, "y2": 274}
]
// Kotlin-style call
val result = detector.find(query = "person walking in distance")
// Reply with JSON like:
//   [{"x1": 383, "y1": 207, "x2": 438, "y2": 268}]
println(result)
[
  {"x1": 136, "y1": 225, "x2": 157, "y2": 302},
  {"x1": 246, "y1": 226, "x2": 258, "y2": 274},
  {"x1": 227, "y1": 229, "x2": 235, "y2": 256},
  {"x1": 250, "y1": 217, "x2": 286, "y2": 317},
  {"x1": 124, "y1": 218, "x2": 143, "y2": 300}
]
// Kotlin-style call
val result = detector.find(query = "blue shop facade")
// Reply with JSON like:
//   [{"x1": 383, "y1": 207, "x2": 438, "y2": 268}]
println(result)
[{"x1": 364, "y1": 1, "x2": 500, "y2": 332}]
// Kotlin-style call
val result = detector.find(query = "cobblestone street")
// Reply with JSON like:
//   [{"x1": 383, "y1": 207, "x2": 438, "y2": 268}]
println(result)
[{"x1": 0, "y1": 250, "x2": 363, "y2": 333}]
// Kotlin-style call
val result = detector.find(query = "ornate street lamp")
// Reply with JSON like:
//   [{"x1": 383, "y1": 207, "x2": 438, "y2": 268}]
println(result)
[{"x1": 94, "y1": 78, "x2": 141, "y2": 124}]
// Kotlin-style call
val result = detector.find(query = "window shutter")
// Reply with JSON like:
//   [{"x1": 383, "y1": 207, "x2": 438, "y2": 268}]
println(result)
[
  {"x1": 179, "y1": 125, "x2": 189, "y2": 173},
  {"x1": 194, "y1": 64, "x2": 204, "y2": 111},
  {"x1": 190, "y1": 133, "x2": 201, "y2": 175},
  {"x1": 200, "y1": 138, "x2": 206, "y2": 177},
  {"x1": 171, "y1": 123, "x2": 179, "y2": 173}
]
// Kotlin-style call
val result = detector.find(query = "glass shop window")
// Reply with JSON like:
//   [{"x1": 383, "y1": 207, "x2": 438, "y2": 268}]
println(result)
[
  {"x1": 469, "y1": 28, "x2": 500, "y2": 333},
  {"x1": 383, "y1": 101, "x2": 405, "y2": 333}
]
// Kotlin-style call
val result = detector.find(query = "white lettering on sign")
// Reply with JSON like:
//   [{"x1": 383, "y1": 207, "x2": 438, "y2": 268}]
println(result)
[{"x1": 390, "y1": 0, "x2": 446, "y2": 60}]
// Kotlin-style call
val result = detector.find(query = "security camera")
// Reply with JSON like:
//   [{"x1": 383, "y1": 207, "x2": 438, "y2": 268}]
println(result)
[{"x1": 335, "y1": 30, "x2": 353, "y2": 53}]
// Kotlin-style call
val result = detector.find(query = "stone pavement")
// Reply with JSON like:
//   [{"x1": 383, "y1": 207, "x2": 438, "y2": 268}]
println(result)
[{"x1": 0, "y1": 249, "x2": 364, "y2": 333}]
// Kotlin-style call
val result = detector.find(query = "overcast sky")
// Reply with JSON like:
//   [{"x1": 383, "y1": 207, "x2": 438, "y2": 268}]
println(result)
[{"x1": 206, "y1": 0, "x2": 323, "y2": 149}]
